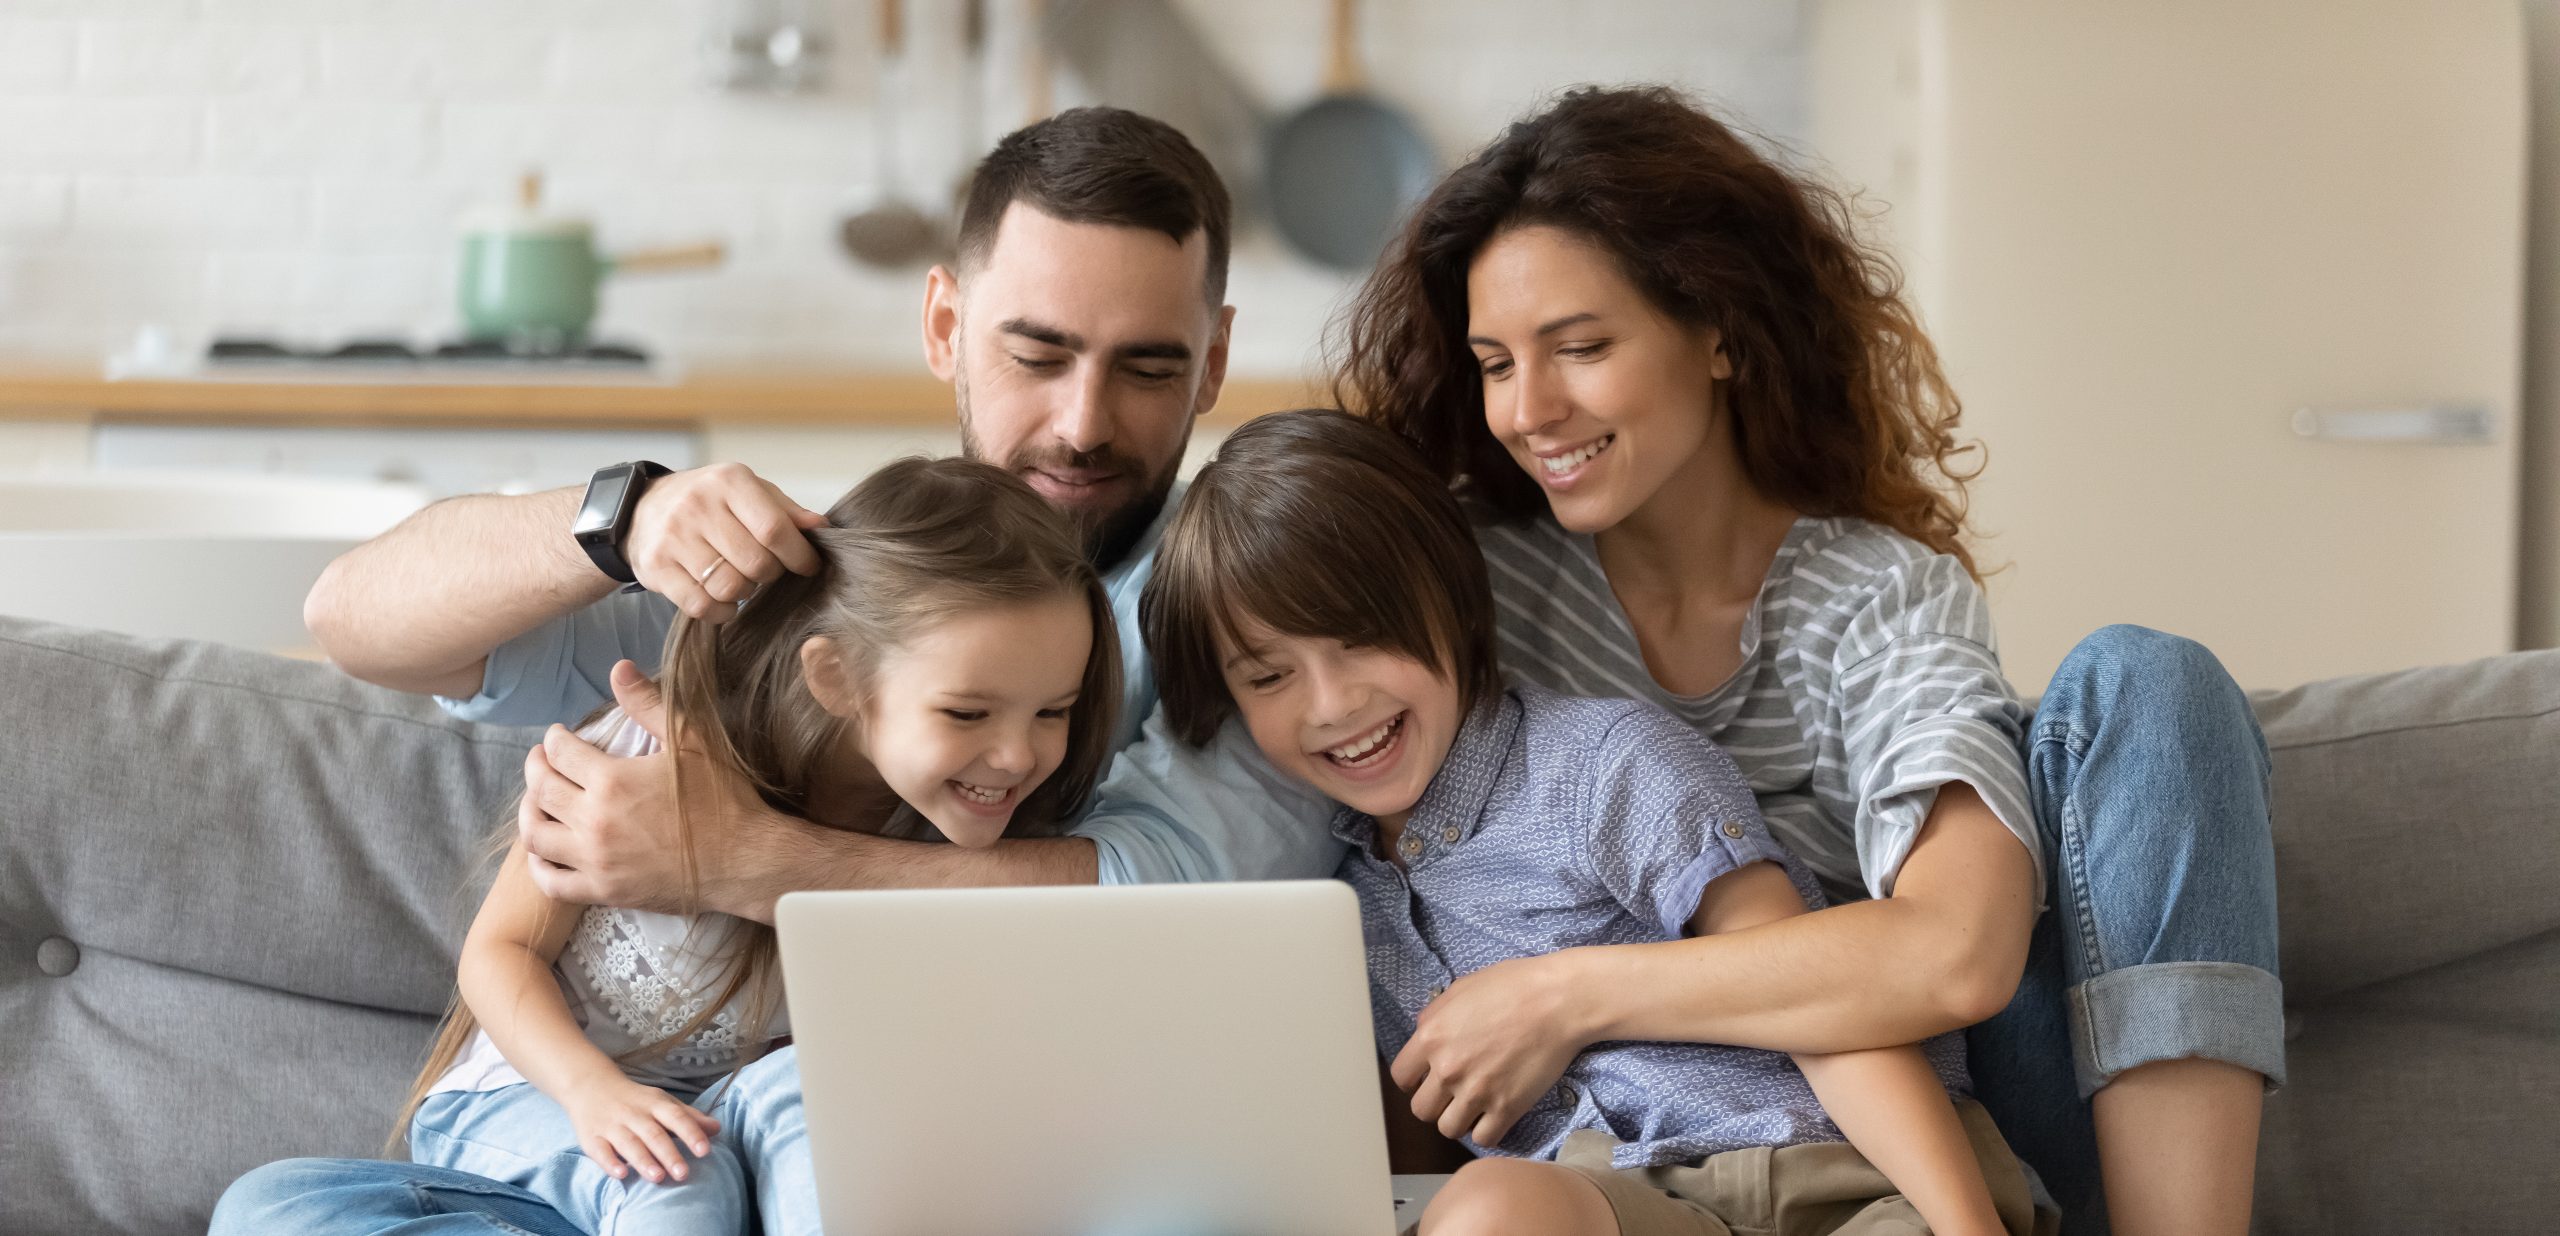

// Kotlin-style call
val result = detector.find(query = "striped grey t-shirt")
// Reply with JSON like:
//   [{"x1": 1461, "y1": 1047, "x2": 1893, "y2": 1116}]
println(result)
[{"x1": 1477, "y1": 513, "x2": 2043, "y2": 905}]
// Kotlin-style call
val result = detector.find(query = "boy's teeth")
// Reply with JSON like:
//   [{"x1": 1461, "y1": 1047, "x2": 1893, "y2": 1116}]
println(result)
[
  {"x1": 1327, "y1": 715, "x2": 1401, "y2": 762},
  {"x1": 1541, "y1": 435, "x2": 1615, "y2": 474}
]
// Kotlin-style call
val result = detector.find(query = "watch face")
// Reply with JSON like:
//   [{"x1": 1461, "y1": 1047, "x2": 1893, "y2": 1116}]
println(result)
[{"x1": 576, "y1": 466, "x2": 633, "y2": 534}]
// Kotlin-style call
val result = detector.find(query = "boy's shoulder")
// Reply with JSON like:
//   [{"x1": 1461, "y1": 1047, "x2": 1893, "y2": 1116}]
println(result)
[{"x1": 1509, "y1": 684, "x2": 1717, "y2": 772}]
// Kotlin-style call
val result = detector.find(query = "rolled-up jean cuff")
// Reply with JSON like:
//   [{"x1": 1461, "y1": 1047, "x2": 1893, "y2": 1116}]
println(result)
[{"x1": 2066, "y1": 960, "x2": 2287, "y2": 1098}]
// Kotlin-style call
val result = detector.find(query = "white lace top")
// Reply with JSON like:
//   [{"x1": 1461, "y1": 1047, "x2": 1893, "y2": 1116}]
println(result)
[{"x1": 431, "y1": 708, "x2": 792, "y2": 1096}]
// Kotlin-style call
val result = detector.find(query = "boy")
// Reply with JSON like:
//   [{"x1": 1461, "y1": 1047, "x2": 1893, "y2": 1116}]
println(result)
[{"x1": 1139, "y1": 410, "x2": 2052, "y2": 1236}]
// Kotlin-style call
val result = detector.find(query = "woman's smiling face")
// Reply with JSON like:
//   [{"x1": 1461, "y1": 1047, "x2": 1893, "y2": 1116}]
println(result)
[{"x1": 1466, "y1": 224, "x2": 1736, "y2": 535}]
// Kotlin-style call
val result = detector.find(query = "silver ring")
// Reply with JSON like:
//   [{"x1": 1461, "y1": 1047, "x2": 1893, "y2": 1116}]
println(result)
[{"x1": 697, "y1": 560, "x2": 723, "y2": 584}]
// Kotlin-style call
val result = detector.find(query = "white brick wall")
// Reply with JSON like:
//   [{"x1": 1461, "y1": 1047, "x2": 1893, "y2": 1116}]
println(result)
[{"x1": 0, "y1": 0, "x2": 1805, "y2": 373}]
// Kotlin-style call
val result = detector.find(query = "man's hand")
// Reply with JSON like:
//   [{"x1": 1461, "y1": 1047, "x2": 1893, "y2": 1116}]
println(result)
[
  {"x1": 625, "y1": 462, "x2": 830, "y2": 622},
  {"x1": 1389, "y1": 950, "x2": 1596, "y2": 1147},
  {"x1": 519, "y1": 661, "x2": 789, "y2": 915}
]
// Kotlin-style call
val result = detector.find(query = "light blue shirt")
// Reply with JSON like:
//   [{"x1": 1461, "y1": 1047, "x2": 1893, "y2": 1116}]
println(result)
[{"x1": 436, "y1": 485, "x2": 1344, "y2": 886}]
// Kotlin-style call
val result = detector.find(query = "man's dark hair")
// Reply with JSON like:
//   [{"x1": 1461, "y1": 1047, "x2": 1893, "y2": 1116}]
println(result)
[
  {"x1": 957, "y1": 106, "x2": 1232, "y2": 306},
  {"x1": 1141, "y1": 409, "x2": 1502, "y2": 748}
]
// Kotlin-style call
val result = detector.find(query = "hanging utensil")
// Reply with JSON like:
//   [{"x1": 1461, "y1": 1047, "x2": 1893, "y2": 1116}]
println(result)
[
  {"x1": 1262, "y1": 0, "x2": 1435, "y2": 271},
  {"x1": 839, "y1": 0, "x2": 942, "y2": 268}
]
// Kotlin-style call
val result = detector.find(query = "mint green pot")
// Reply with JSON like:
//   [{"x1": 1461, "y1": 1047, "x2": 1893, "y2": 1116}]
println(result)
[{"x1": 459, "y1": 226, "x2": 605, "y2": 348}]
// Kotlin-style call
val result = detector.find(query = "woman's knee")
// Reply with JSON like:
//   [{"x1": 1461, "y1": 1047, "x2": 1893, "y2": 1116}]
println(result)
[
  {"x1": 2050, "y1": 625, "x2": 2240, "y2": 711},
  {"x1": 1421, "y1": 1158, "x2": 1616, "y2": 1236}
]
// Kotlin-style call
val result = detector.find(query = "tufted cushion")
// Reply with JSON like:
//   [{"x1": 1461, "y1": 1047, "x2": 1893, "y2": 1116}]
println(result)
[{"x1": 0, "y1": 616, "x2": 535, "y2": 1235}]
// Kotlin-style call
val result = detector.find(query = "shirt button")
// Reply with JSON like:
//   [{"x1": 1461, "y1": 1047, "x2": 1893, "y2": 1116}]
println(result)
[
  {"x1": 1441, "y1": 826, "x2": 1460, "y2": 844},
  {"x1": 1428, "y1": 984, "x2": 1448, "y2": 999},
  {"x1": 1400, "y1": 836, "x2": 1422, "y2": 856},
  {"x1": 1721, "y1": 821, "x2": 1746, "y2": 839}
]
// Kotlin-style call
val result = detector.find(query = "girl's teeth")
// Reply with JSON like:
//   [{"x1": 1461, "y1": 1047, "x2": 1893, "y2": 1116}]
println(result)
[
  {"x1": 955, "y1": 781, "x2": 1006, "y2": 805},
  {"x1": 1541, "y1": 435, "x2": 1615, "y2": 474}
]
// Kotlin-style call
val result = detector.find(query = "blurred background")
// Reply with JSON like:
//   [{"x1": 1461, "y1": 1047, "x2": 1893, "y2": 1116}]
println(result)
[{"x1": 0, "y1": 0, "x2": 2553, "y2": 694}]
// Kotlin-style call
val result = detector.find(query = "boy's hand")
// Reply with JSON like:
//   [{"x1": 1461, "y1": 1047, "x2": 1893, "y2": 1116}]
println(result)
[
  {"x1": 1391, "y1": 951, "x2": 1596, "y2": 1146},
  {"x1": 563, "y1": 1075, "x2": 723, "y2": 1185}
]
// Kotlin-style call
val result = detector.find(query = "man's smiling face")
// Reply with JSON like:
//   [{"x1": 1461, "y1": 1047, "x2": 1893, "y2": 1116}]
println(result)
[{"x1": 925, "y1": 202, "x2": 1234, "y2": 566}]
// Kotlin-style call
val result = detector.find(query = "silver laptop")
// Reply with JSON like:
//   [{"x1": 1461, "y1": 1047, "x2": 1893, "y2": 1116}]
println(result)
[{"x1": 775, "y1": 881, "x2": 1405, "y2": 1236}]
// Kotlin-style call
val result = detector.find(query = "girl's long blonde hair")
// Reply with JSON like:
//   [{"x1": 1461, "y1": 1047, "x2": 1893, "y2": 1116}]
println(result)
[{"x1": 389, "y1": 457, "x2": 1121, "y2": 1146}]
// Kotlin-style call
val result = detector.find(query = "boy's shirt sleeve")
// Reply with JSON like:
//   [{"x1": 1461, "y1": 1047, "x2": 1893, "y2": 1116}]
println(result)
[
  {"x1": 1068, "y1": 707, "x2": 1350, "y2": 886},
  {"x1": 1583, "y1": 704, "x2": 1825, "y2": 938},
  {"x1": 435, "y1": 589, "x2": 678, "y2": 727}
]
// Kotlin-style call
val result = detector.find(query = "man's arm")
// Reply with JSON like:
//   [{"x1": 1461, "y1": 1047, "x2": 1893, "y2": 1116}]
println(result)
[
  {"x1": 307, "y1": 487, "x2": 601, "y2": 698},
  {"x1": 307, "y1": 464, "x2": 827, "y2": 699},
  {"x1": 519, "y1": 667, "x2": 1346, "y2": 918}
]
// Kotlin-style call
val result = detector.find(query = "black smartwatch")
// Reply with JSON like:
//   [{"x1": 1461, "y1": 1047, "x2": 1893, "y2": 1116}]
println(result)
[{"x1": 572, "y1": 460, "x2": 671, "y2": 587}]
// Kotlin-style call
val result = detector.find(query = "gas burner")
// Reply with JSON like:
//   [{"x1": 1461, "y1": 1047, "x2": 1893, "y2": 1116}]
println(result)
[{"x1": 205, "y1": 336, "x2": 654, "y2": 368}]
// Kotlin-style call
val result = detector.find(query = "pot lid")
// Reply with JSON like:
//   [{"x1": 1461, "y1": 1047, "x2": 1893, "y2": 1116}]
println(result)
[{"x1": 459, "y1": 171, "x2": 593, "y2": 237}]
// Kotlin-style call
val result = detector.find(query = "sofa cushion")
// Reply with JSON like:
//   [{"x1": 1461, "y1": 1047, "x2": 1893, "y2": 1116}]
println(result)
[
  {"x1": 0, "y1": 616, "x2": 535, "y2": 1235},
  {"x1": 2254, "y1": 649, "x2": 2560, "y2": 1003}
]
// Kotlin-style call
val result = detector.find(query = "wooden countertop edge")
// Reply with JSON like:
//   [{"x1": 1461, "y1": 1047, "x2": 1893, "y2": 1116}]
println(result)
[{"x1": 0, "y1": 372, "x2": 1334, "y2": 428}]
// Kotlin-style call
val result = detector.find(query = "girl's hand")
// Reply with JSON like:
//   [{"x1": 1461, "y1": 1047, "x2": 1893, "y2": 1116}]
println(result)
[
  {"x1": 563, "y1": 1076, "x2": 723, "y2": 1185},
  {"x1": 1390, "y1": 951, "x2": 1596, "y2": 1146}
]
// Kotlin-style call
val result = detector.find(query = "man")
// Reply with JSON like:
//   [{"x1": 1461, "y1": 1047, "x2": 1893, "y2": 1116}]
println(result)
[
  {"x1": 308, "y1": 107, "x2": 1332, "y2": 913},
  {"x1": 214, "y1": 107, "x2": 1334, "y2": 1236}
]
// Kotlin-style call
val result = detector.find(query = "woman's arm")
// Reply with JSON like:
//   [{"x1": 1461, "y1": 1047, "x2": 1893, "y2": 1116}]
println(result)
[
  {"x1": 1701, "y1": 863, "x2": 2007, "y2": 1236},
  {"x1": 457, "y1": 838, "x2": 722, "y2": 1182},
  {"x1": 1391, "y1": 784, "x2": 2034, "y2": 1144},
  {"x1": 1573, "y1": 782, "x2": 2035, "y2": 1052}
]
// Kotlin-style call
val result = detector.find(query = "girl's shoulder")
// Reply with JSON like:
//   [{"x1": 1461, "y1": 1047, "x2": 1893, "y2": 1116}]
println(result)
[{"x1": 573, "y1": 705, "x2": 663, "y2": 758}]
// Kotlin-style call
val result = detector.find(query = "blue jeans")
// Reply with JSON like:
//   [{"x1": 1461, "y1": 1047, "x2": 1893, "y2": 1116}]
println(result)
[
  {"x1": 1965, "y1": 625, "x2": 2285, "y2": 1235},
  {"x1": 210, "y1": 1053, "x2": 820, "y2": 1236}
]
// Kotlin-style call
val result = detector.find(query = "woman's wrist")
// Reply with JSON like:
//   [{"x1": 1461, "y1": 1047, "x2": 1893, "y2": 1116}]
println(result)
[{"x1": 1538, "y1": 946, "x2": 1621, "y2": 1047}]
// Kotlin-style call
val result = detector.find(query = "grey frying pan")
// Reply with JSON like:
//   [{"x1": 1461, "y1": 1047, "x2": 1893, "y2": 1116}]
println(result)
[{"x1": 1263, "y1": 0, "x2": 1436, "y2": 271}]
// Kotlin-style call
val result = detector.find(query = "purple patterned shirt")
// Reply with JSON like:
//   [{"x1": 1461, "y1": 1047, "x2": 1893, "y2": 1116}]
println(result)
[{"x1": 1336, "y1": 684, "x2": 1971, "y2": 1169}]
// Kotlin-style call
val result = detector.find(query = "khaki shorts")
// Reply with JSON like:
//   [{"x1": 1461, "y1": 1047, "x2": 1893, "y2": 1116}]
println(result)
[{"x1": 1557, "y1": 1101, "x2": 2058, "y2": 1236}]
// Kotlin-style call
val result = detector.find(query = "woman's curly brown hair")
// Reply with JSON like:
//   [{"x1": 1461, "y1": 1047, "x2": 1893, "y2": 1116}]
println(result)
[{"x1": 1335, "y1": 85, "x2": 1986, "y2": 577}]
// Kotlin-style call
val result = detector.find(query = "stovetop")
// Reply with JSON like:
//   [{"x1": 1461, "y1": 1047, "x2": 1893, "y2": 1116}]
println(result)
[{"x1": 106, "y1": 334, "x2": 673, "y2": 385}]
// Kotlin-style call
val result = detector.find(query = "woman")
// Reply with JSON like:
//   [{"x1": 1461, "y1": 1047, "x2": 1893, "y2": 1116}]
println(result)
[{"x1": 1337, "y1": 86, "x2": 2280, "y2": 1236}]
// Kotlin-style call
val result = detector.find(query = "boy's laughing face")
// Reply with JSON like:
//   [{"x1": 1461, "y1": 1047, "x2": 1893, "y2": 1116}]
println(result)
[{"x1": 1213, "y1": 613, "x2": 1463, "y2": 840}]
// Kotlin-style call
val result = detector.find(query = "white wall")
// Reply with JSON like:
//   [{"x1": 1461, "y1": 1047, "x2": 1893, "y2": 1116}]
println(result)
[
  {"x1": 2521, "y1": 0, "x2": 2560, "y2": 649},
  {"x1": 0, "y1": 0, "x2": 1806, "y2": 377}
]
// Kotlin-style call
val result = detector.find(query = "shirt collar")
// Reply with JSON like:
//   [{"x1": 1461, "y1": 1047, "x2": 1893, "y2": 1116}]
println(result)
[{"x1": 1328, "y1": 687, "x2": 1523, "y2": 855}]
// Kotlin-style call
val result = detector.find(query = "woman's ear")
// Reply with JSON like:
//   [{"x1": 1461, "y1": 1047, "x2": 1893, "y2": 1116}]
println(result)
[
  {"x1": 799, "y1": 636, "x2": 862, "y2": 719},
  {"x1": 1703, "y1": 327, "x2": 1736, "y2": 382}
]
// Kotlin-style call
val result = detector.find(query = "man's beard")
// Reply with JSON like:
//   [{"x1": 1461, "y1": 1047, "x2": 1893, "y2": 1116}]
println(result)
[{"x1": 956, "y1": 375, "x2": 1181, "y2": 566}]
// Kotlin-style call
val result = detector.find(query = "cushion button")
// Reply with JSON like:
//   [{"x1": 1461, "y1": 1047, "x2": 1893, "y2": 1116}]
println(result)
[{"x1": 37, "y1": 936, "x2": 79, "y2": 977}]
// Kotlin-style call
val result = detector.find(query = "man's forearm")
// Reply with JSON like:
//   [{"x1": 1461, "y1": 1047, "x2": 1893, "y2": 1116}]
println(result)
[
  {"x1": 719, "y1": 816, "x2": 1102, "y2": 923},
  {"x1": 308, "y1": 486, "x2": 608, "y2": 696}
]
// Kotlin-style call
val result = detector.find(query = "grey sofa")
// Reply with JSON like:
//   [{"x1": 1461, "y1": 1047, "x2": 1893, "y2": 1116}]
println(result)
[{"x1": 2, "y1": 614, "x2": 2554, "y2": 1235}]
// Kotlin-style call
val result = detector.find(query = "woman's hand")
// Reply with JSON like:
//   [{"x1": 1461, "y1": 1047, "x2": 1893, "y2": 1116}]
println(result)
[
  {"x1": 562, "y1": 1075, "x2": 723, "y2": 1185},
  {"x1": 1390, "y1": 950, "x2": 1596, "y2": 1146}
]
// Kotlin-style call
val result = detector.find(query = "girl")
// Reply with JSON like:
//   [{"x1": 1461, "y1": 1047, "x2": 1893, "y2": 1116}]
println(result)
[
  {"x1": 392, "y1": 455, "x2": 1120, "y2": 1235},
  {"x1": 1336, "y1": 86, "x2": 2279, "y2": 1236},
  {"x1": 1141, "y1": 409, "x2": 2053, "y2": 1236}
]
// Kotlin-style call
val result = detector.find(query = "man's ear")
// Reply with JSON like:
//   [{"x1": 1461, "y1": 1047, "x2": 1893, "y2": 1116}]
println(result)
[
  {"x1": 800, "y1": 636, "x2": 863, "y2": 719},
  {"x1": 922, "y1": 264, "x2": 963, "y2": 382},
  {"x1": 1193, "y1": 302, "x2": 1236, "y2": 422}
]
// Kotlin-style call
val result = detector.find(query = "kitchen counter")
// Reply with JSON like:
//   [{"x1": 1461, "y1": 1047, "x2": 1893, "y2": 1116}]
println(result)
[{"x1": 0, "y1": 368, "x2": 1327, "y2": 428}]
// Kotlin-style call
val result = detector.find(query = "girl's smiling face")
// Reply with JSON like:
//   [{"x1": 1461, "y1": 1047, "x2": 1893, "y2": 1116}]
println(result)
[
  {"x1": 1466, "y1": 224, "x2": 1736, "y2": 535},
  {"x1": 1214, "y1": 613, "x2": 1462, "y2": 835},
  {"x1": 807, "y1": 591, "x2": 1092, "y2": 847}
]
